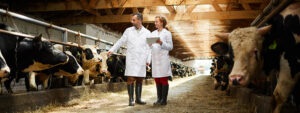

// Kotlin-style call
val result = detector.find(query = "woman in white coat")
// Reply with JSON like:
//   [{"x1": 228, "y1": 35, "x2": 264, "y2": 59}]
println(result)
[{"x1": 150, "y1": 16, "x2": 173, "y2": 106}]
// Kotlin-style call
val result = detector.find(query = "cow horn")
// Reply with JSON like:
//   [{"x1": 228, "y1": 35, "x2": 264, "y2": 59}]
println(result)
[
  {"x1": 258, "y1": 25, "x2": 272, "y2": 35},
  {"x1": 215, "y1": 33, "x2": 229, "y2": 41}
]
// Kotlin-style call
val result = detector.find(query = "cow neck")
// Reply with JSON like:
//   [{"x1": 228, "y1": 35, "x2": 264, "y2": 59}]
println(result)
[{"x1": 14, "y1": 36, "x2": 24, "y2": 77}]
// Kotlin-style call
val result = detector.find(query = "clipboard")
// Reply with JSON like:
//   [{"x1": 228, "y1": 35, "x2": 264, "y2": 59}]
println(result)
[{"x1": 147, "y1": 37, "x2": 159, "y2": 45}]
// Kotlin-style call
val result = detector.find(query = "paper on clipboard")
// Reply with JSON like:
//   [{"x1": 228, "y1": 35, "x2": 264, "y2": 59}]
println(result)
[{"x1": 147, "y1": 37, "x2": 159, "y2": 44}]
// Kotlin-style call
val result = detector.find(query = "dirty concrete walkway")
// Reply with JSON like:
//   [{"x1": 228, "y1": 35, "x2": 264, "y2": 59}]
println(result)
[{"x1": 37, "y1": 75, "x2": 251, "y2": 113}]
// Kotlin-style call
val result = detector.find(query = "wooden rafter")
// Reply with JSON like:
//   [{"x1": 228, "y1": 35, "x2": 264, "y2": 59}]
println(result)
[
  {"x1": 211, "y1": 2, "x2": 222, "y2": 11},
  {"x1": 78, "y1": 0, "x2": 100, "y2": 16},
  {"x1": 226, "y1": 0, "x2": 234, "y2": 11},
  {"x1": 116, "y1": 0, "x2": 127, "y2": 15},
  {"x1": 162, "y1": 0, "x2": 177, "y2": 14},
  {"x1": 142, "y1": 7, "x2": 151, "y2": 14},
  {"x1": 242, "y1": 3, "x2": 252, "y2": 10},
  {"x1": 186, "y1": 5, "x2": 197, "y2": 13},
  {"x1": 117, "y1": 8, "x2": 126, "y2": 15},
  {"x1": 105, "y1": 9, "x2": 113, "y2": 15},
  {"x1": 132, "y1": 8, "x2": 139, "y2": 13},
  {"x1": 20, "y1": 0, "x2": 264, "y2": 12},
  {"x1": 52, "y1": 10, "x2": 260, "y2": 24}
]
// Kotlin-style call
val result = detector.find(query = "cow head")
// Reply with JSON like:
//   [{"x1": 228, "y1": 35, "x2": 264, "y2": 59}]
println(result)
[
  {"x1": 0, "y1": 50, "x2": 10, "y2": 78},
  {"x1": 211, "y1": 25, "x2": 271, "y2": 86},
  {"x1": 80, "y1": 45, "x2": 101, "y2": 69},
  {"x1": 23, "y1": 35, "x2": 69, "y2": 72},
  {"x1": 98, "y1": 51, "x2": 108, "y2": 74},
  {"x1": 61, "y1": 51, "x2": 84, "y2": 83}
]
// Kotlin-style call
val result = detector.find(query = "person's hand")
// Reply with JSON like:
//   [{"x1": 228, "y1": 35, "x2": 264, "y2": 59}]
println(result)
[
  {"x1": 107, "y1": 51, "x2": 112, "y2": 57},
  {"x1": 146, "y1": 62, "x2": 150, "y2": 66},
  {"x1": 156, "y1": 39, "x2": 163, "y2": 45}
]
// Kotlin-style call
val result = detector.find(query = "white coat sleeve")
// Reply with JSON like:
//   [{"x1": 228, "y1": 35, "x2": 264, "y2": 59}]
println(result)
[
  {"x1": 161, "y1": 32, "x2": 173, "y2": 51},
  {"x1": 109, "y1": 29, "x2": 128, "y2": 52}
]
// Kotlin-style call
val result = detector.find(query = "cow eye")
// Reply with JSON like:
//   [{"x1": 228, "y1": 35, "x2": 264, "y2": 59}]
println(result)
[
  {"x1": 253, "y1": 49, "x2": 258, "y2": 56},
  {"x1": 253, "y1": 49, "x2": 259, "y2": 61}
]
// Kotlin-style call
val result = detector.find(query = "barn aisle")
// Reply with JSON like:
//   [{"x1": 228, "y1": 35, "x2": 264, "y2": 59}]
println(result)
[{"x1": 30, "y1": 75, "x2": 250, "y2": 113}]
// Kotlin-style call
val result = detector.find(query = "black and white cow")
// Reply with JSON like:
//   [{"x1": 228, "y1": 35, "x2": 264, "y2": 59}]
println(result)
[
  {"x1": 67, "y1": 43, "x2": 103, "y2": 85},
  {"x1": 211, "y1": 2, "x2": 300, "y2": 113},
  {"x1": 0, "y1": 49, "x2": 10, "y2": 93},
  {"x1": 0, "y1": 24, "x2": 69, "y2": 93},
  {"x1": 0, "y1": 50, "x2": 10, "y2": 78},
  {"x1": 210, "y1": 56, "x2": 233, "y2": 91},
  {"x1": 86, "y1": 50, "x2": 109, "y2": 84},
  {"x1": 33, "y1": 45, "x2": 84, "y2": 89},
  {"x1": 107, "y1": 54, "x2": 126, "y2": 82}
]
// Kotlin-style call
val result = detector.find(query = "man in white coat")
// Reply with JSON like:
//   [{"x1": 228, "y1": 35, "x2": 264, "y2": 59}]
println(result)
[{"x1": 107, "y1": 13, "x2": 151, "y2": 106}]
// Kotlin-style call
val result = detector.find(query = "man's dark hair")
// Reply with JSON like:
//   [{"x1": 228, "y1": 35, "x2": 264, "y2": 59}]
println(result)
[{"x1": 132, "y1": 12, "x2": 143, "y2": 21}]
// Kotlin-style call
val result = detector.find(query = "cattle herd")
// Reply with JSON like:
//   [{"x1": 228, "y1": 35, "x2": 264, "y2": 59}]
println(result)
[
  {"x1": 0, "y1": 23, "x2": 196, "y2": 94},
  {"x1": 210, "y1": 3, "x2": 300, "y2": 113},
  {"x1": 171, "y1": 62, "x2": 196, "y2": 78}
]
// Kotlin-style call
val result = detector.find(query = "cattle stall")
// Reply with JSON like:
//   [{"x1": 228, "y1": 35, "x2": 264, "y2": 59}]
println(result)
[{"x1": 0, "y1": 0, "x2": 299, "y2": 113}]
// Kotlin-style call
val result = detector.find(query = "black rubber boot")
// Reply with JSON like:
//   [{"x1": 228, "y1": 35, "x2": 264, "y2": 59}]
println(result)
[
  {"x1": 127, "y1": 84, "x2": 135, "y2": 106},
  {"x1": 135, "y1": 83, "x2": 146, "y2": 105},
  {"x1": 160, "y1": 85, "x2": 169, "y2": 105},
  {"x1": 153, "y1": 84, "x2": 162, "y2": 105}
]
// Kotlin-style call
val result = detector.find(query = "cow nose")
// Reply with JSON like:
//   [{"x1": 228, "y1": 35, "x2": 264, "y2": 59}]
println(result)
[
  {"x1": 230, "y1": 75, "x2": 243, "y2": 86},
  {"x1": 97, "y1": 58, "x2": 101, "y2": 62},
  {"x1": 101, "y1": 70, "x2": 107, "y2": 74},
  {"x1": 4, "y1": 70, "x2": 10, "y2": 76},
  {"x1": 78, "y1": 69, "x2": 84, "y2": 75},
  {"x1": 232, "y1": 79, "x2": 240, "y2": 85}
]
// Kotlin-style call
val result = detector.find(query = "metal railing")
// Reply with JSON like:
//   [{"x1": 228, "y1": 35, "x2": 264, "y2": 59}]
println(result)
[{"x1": 0, "y1": 8, "x2": 126, "y2": 49}]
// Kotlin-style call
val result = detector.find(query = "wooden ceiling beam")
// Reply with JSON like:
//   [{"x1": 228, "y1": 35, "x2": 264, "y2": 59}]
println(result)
[
  {"x1": 132, "y1": 8, "x2": 139, "y2": 13},
  {"x1": 186, "y1": 5, "x2": 197, "y2": 13},
  {"x1": 211, "y1": 2, "x2": 223, "y2": 11},
  {"x1": 78, "y1": 0, "x2": 101, "y2": 16},
  {"x1": 143, "y1": 7, "x2": 151, "y2": 14},
  {"x1": 117, "y1": 8, "x2": 126, "y2": 15},
  {"x1": 226, "y1": 0, "x2": 234, "y2": 11},
  {"x1": 162, "y1": 0, "x2": 177, "y2": 14},
  {"x1": 242, "y1": 3, "x2": 252, "y2": 10},
  {"x1": 20, "y1": 0, "x2": 264, "y2": 12},
  {"x1": 105, "y1": 9, "x2": 114, "y2": 15},
  {"x1": 52, "y1": 10, "x2": 260, "y2": 24}
]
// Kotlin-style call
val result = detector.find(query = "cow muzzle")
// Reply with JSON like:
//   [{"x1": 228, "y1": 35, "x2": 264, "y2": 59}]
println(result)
[
  {"x1": 77, "y1": 68, "x2": 84, "y2": 75},
  {"x1": 100, "y1": 69, "x2": 108, "y2": 74},
  {"x1": 229, "y1": 75, "x2": 245, "y2": 86},
  {"x1": 0, "y1": 66, "x2": 10, "y2": 78}
]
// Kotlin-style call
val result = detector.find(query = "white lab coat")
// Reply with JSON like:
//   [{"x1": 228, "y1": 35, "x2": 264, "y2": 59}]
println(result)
[
  {"x1": 109, "y1": 26, "x2": 151, "y2": 77},
  {"x1": 150, "y1": 28, "x2": 173, "y2": 78}
]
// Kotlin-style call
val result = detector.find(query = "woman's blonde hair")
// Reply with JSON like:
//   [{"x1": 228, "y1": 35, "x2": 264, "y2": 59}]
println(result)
[{"x1": 155, "y1": 16, "x2": 167, "y2": 28}]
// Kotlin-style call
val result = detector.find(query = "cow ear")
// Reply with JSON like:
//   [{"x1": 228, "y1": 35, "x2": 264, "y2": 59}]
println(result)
[
  {"x1": 211, "y1": 42, "x2": 229, "y2": 55},
  {"x1": 94, "y1": 43, "x2": 100, "y2": 48},
  {"x1": 215, "y1": 33, "x2": 229, "y2": 42},
  {"x1": 33, "y1": 34, "x2": 43, "y2": 50},
  {"x1": 258, "y1": 25, "x2": 272, "y2": 35},
  {"x1": 35, "y1": 34, "x2": 43, "y2": 41}
]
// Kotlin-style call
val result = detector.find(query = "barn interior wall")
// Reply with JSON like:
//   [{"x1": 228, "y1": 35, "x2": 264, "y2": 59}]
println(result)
[{"x1": 0, "y1": 15, "x2": 63, "y2": 42}]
